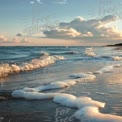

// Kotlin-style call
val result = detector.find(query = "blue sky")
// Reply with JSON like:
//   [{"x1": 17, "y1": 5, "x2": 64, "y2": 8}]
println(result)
[{"x1": 0, "y1": 0, "x2": 122, "y2": 46}]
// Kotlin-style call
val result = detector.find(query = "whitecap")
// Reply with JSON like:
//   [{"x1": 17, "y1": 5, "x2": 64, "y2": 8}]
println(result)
[
  {"x1": 112, "y1": 56, "x2": 122, "y2": 61},
  {"x1": 85, "y1": 48, "x2": 96, "y2": 57},
  {"x1": 0, "y1": 55, "x2": 65, "y2": 78}
]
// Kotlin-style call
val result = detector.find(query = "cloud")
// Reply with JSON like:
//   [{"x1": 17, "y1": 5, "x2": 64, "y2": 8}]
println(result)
[
  {"x1": 44, "y1": 15, "x2": 122, "y2": 41},
  {"x1": 0, "y1": 35, "x2": 8, "y2": 42},
  {"x1": 44, "y1": 28, "x2": 81, "y2": 39},
  {"x1": 16, "y1": 33, "x2": 22, "y2": 37},
  {"x1": 13, "y1": 37, "x2": 20, "y2": 43},
  {"x1": 101, "y1": 15, "x2": 118, "y2": 24},
  {"x1": 13, "y1": 37, "x2": 31, "y2": 43},
  {"x1": 21, "y1": 38, "x2": 31, "y2": 43}
]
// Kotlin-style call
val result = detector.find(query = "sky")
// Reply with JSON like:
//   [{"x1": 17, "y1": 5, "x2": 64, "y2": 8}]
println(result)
[{"x1": 0, "y1": 0, "x2": 122, "y2": 46}]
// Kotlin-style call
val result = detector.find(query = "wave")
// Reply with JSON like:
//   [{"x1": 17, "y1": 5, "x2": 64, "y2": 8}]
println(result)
[
  {"x1": 0, "y1": 55, "x2": 65, "y2": 78},
  {"x1": 49, "y1": 51, "x2": 79, "y2": 56},
  {"x1": 85, "y1": 48, "x2": 96, "y2": 57},
  {"x1": 112, "y1": 56, "x2": 122, "y2": 61},
  {"x1": 14, "y1": 72, "x2": 96, "y2": 92},
  {"x1": 40, "y1": 51, "x2": 50, "y2": 56},
  {"x1": 93, "y1": 64, "x2": 121, "y2": 74}
]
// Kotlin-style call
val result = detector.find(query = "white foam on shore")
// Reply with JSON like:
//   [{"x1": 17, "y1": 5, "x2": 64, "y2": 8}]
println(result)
[
  {"x1": 22, "y1": 73, "x2": 96, "y2": 93},
  {"x1": 94, "y1": 64, "x2": 121, "y2": 74},
  {"x1": 12, "y1": 90, "x2": 58, "y2": 100},
  {"x1": 73, "y1": 106, "x2": 122, "y2": 122},
  {"x1": 76, "y1": 97, "x2": 105, "y2": 109},
  {"x1": 53, "y1": 93, "x2": 77, "y2": 107},
  {"x1": 94, "y1": 65, "x2": 114, "y2": 74},
  {"x1": 53, "y1": 95, "x2": 105, "y2": 109},
  {"x1": 0, "y1": 55, "x2": 64, "y2": 78},
  {"x1": 23, "y1": 79, "x2": 77, "y2": 92},
  {"x1": 70, "y1": 72, "x2": 96, "y2": 81},
  {"x1": 11, "y1": 90, "x2": 122, "y2": 122}
]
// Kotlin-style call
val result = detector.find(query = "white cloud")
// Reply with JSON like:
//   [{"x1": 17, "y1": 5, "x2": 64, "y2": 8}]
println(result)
[
  {"x1": 44, "y1": 28, "x2": 81, "y2": 39},
  {"x1": 13, "y1": 37, "x2": 20, "y2": 43},
  {"x1": 13, "y1": 37, "x2": 31, "y2": 43},
  {"x1": 0, "y1": 35, "x2": 8, "y2": 42},
  {"x1": 44, "y1": 15, "x2": 122, "y2": 41},
  {"x1": 21, "y1": 38, "x2": 31, "y2": 43}
]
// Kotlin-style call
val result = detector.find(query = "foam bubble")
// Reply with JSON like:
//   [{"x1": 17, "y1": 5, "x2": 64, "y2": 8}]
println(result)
[
  {"x1": 53, "y1": 93, "x2": 77, "y2": 107},
  {"x1": 70, "y1": 72, "x2": 96, "y2": 81},
  {"x1": 76, "y1": 97, "x2": 105, "y2": 109},
  {"x1": 12, "y1": 90, "x2": 57, "y2": 100},
  {"x1": 53, "y1": 95, "x2": 105, "y2": 109},
  {"x1": 74, "y1": 106, "x2": 122, "y2": 122}
]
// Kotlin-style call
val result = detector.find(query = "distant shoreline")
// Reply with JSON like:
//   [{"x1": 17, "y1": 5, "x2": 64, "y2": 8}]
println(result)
[
  {"x1": 107, "y1": 43, "x2": 122, "y2": 50},
  {"x1": 107, "y1": 43, "x2": 122, "y2": 46}
]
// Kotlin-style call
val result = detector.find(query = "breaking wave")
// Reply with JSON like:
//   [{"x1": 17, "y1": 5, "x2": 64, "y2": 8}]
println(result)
[
  {"x1": 85, "y1": 48, "x2": 96, "y2": 57},
  {"x1": 0, "y1": 55, "x2": 65, "y2": 78}
]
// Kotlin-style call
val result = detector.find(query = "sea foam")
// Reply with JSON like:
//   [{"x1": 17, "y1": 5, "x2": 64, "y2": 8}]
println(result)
[
  {"x1": 112, "y1": 56, "x2": 122, "y2": 61},
  {"x1": 11, "y1": 90, "x2": 122, "y2": 122},
  {"x1": 0, "y1": 55, "x2": 64, "y2": 78},
  {"x1": 12, "y1": 90, "x2": 58, "y2": 100},
  {"x1": 70, "y1": 72, "x2": 96, "y2": 81},
  {"x1": 53, "y1": 93, "x2": 77, "y2": 107},
  {"x1": 74, "y1": 106, "x2": 122, "y2": 122},
  {"x1": 93, "y1": 64, "x2": 121, "y2": 74},
  {"x1": 85, "y1": 48, "x2": 96, "y2": 57},
  {"x1": 21, "y1": 73, "x2": 96, "y2": 92}
]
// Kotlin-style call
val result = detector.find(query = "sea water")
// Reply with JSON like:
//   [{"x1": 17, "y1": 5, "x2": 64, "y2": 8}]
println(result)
[{"x1": 0, "y1": 46, "x2": 122, "y2": 122}]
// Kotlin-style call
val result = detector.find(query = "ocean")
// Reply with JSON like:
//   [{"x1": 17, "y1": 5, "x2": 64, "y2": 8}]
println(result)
[{"x1": 0, "y1": 46, "x2": 122, "y2": 122}]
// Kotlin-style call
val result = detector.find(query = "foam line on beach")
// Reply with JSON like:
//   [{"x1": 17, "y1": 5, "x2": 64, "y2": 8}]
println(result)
[
  {"x1": 53, "y1": 94, "x2": 122, "y2": 122},
  {"x1": 19, "y1": 73, "x2": 96, "y2": 92},
  {"x1": 73, "y1": 106, "x2": 122, "y2": 122},
  {"x1": 69, "y1": 72, "x2": 96, "y2": 81},
  {"x1": 93, "y1": 64, "x2": 121, "y2": 74},
  {"x1": 12, "y1": 90, "x2": 122, "y2": 122},
  {"x1": 0, "y1": 55, "x2": 65, "y2": 78}
]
